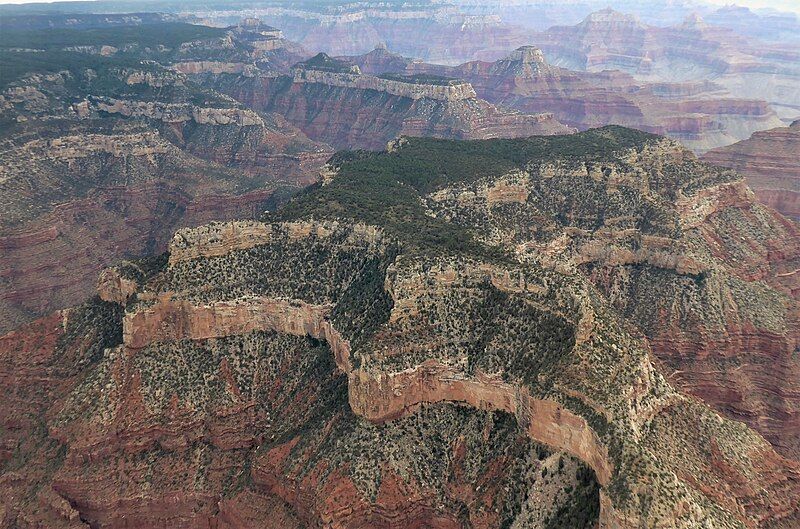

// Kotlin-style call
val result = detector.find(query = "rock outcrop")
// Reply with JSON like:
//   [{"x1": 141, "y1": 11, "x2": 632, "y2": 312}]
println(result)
[
  {"x1": 206, "y1": 53, "x2": 572, "y2": 150},
  {"x1": 3, "y1": 128, "x2": 800, "y2": 528},
  {"x1": 395, "y1": 45, "x2": 785, "y2": 152},
  {"x1": 405, "y1": 131, "x2": 800, "y2": 461},
  {"x1": 292, "y1": 66, "x2": 477, "y2": 101},
  {"x1": 0, "y1": 24, "x2": 334, "y2": 332},
  {"x1": 172, "y1": 61, "x2": 258, "y2": 76},
  {"x1": 702, "y1": 120, "x2": 800, "y2": 220}
]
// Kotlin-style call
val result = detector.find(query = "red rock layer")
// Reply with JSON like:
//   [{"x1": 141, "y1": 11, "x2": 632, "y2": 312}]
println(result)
[
  {"x1": 402, "y1": 48, "x2": 783, "y2": 152},
  {"x1": 0, "y1": 308, "x2": 566, "y2": 529},
  {"x1": 703, "y1": 121, "x2": 800, "y2": 220},
  {"x1": 586, "y1": 192, "x2": 800, "y2": 461},
  {"x1": 110, "y1": 277, "x2": 800, "y2": 527},
  {"x1": 211, "y1": 74, "x2": 572, "y2": 151},
  {"x1": 0, "y1": 185, "x2": 278, "y2": 334}
]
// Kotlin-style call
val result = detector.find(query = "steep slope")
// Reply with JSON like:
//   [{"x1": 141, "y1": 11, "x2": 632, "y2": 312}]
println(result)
[
  {"x1": 0, "y1": 23, "x2": 332, "y2": 333},
  {"x1": 398, "y1": 45, "x2": 784, "y2": 153},
  {"x1": 2, "y1": 127, "x2": 799, "y2": 528},
  {"x1": 205, "y1": 53, "x2": 573, "y2": 151},
  {"x1": 702, "y1": 120, "x2": 800, "y2": 221},
  {"x1": 370, "y1": 131, "x2": 799, "y2": 460}
]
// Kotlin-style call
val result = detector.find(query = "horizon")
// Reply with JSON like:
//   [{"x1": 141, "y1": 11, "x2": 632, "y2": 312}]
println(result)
[{"x1": 0, "y1": 0, "x2": 796, "y2": 15}]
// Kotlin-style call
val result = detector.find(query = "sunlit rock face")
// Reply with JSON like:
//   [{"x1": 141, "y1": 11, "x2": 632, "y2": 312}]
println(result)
[{"x1": 3, "y1": 128, "x2": 799, "y2": 528}]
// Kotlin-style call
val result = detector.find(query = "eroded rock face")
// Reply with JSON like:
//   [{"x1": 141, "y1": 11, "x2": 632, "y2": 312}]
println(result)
[
  {"x1": 93, "y1": 96, "x2": 264, "y2": 126},
  {"x1": 0, "y1": 49, "x2": 332, "y2": 333},
  {"x1": 396, "y1": 45, "x2": 785, "y2": 153},
  {"x1": 3, "y1": 128, "x2": 800, "y2": 528},
  {"x1": 292, "y1": 67, "x2": 478, "y2": 101},
  {"x1": 411, "y1": 133, "x2": 800, "y2": 462},
  {"x1": 2, "y1": 301, "x2": 601, "y2": 529},
  {"x1": 93, "y1": 214, "x2": 799, "y2": 528},
  {"x1": 0, "y1": 129, "x2": 294, "y2": 334},
  {"x1": 172, "y1": 61, "x2": 258, "y2": 76},
  {"x1": 703, "y1": 121, "x2": 800, "y2": 221},
  {"x1": 204, "y1": 58, "x2": 573, "y2": 150}
]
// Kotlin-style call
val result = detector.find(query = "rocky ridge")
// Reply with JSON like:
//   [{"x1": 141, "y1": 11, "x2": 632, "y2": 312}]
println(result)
[
  {"x1": 363, "y1": 44, "x2": 786, "y2": 153},
  {"x1": 2, "y1": 127, "x2": 799, "y2": 528},
  {"x1": 204, "y1": 53, "x2": 573, "y2": 150},
  {"x1": 292, "y1": 67, "x2": 478, "y2": 101}
]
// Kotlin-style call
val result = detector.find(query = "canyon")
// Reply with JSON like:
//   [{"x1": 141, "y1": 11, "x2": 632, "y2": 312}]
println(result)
[
  {"x1": 2, "y1": 128, "x2": 800, "y2": 528},
  {"x1": 703, "y1": 120, "x2": 800, "y2": 221},
  {"x1": 1, "y1": 5, "x2": 800, "y2": 527},
  {"x1": 0, "y1": 19, "x2": 574, "y2": 332},
  {"x1": 222, "y1": 5, "x2": 800, "y2": 134},
  {"x1": 0, "y1": 46, "x2": 330, "y2": 333},
  {"x1": 345, "y1": 44, "x2": 785, "y2": 153},
  {"x1": 200, "y1": 53, "x2": 572, "y2": 150}
]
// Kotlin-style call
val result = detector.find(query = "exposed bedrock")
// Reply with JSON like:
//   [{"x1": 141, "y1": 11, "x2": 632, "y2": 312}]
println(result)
[
  {"x1": 5, "y1": 131, "x2": 800, "y2": 528},
  {"x1": 3, "y1": 301, "x2": 602, "y2": 529},
  {"x1": 121, "y1": 294, "x2": 612, "y2": 486},
  {"x1": 0, "y1": 185, "x2": 278, "y2": 335},
  {"x1": 410, "y1": 138, "x2": 800, "y2": 464},
  {"x1": 703, "y1": 121, "x2": 800, "y2": 221},
  {"x1": 106, "y1": 218, "x2": 800, "y2": 529},
  {"x1": 205, "y1": 67, "x2": 572, "y2": 150}
]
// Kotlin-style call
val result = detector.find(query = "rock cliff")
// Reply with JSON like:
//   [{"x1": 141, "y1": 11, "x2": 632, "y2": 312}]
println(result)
[
  {"x1": 2, "y1": 127, "x2": 799, "y2": 528},
  {"x1": 702, "y1": 121, "x2": 800, "y2": 221},
  {"x1": 402, "y1": 132, "x2": 800, "y2": 460},
  {"x1": 292, "y1": 64, "x2": 477, "y2": 101},
  {"x1": 395, "y1": 45, "x2": 785, "y2": 153},
  {"x1": 0, "y1": 25, "x2": 332, "y2": 333},
  {"x1": 205, "y1": 53, "x2": 573, "y2": 150}
]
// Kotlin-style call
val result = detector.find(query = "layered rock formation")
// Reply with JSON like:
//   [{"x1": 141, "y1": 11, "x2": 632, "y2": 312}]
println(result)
[
  {"x1": 703, "y1": 120, "x2": 800, "y2": 220},
  {"x1": 387, "y1": 45, "x2": 785, "y2": 152},
  {"x1": 209, "y1": 4, "x2": 799, "y2": 124},
  {"x1": 226, "y1": 5, "x2": 531, "y2": 64},
  {"x1": 0, "y1": 24, "x2": 332, "y2": 333},
  {"x1": 3, "y1": 127, "x2": 799, "y2": 528},
  {"x1": 206, "y1": 53, "x2": 573, "y2": 150},
  {"x1": 291, "y1": 66, "x2": 478, "y2": 101},
  {"x1": 391, "y1": 132, "x2": 800, "y2": 461}
]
